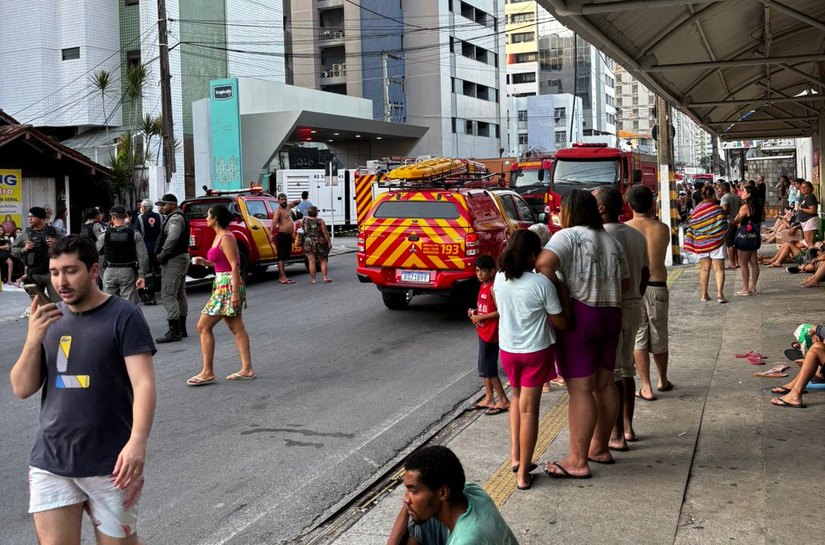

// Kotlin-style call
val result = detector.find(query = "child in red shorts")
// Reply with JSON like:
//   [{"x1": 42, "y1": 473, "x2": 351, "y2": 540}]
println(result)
[{"x1": 468, "y1": 255, "x2": 510, "y2": 415}]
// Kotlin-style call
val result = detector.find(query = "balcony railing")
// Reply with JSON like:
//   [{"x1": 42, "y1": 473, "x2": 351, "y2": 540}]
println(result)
[{"x1": 319, "y1": 29, "x2": 345, "y2": 40}]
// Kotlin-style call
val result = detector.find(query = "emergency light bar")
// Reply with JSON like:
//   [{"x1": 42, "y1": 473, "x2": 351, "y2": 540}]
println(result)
[
  {"x1": 572, "y1": 143, "x2": 608, "y2": 148},
  {"x1": 202, "y1": 184, "x2": 266, "y2": 196}
]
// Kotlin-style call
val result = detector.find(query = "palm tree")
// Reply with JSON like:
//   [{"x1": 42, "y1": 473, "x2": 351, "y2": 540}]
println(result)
[{"x1": 89, "y1": 69, "x2": 112, "y2": 155}]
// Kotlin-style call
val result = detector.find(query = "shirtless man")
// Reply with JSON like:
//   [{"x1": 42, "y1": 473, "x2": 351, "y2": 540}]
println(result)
[
  {"x1": 624, "y1": 186, "x2": 672, "y2": 438},
  {"x1": 271, "y1": 193, "x2": 300, "y2": 284}
]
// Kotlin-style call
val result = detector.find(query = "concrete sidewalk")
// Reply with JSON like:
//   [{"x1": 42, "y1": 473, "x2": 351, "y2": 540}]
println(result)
[{"x1": 316, "y1": 263, "x2": 825, "y2": 545}]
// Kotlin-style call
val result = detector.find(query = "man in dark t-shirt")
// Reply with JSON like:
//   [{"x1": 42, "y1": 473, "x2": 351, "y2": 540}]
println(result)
[{"x1": 10, "y1": 235, "x2": 156, "y2": 543}]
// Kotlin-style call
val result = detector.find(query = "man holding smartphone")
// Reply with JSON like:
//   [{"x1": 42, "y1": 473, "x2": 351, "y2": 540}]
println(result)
[
  {"x1": 11, "y1": 206, "x2": 62, "y2": 302},
  {"x1": 10, "y1": 235, "x2": 157, "y2": 545}
]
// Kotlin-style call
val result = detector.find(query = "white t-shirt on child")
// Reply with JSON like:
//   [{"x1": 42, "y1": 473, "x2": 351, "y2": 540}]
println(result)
[{"x1": 493, "y1": 271, "x2": 562, "y2": 353}]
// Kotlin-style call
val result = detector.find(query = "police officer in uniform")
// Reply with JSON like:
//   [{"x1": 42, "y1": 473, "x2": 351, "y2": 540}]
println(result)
[
  {"x1": 136, "y1": 198, "x2": 162, "y2": 305},
  {"x1": 155, "y1": 193, "x2": 190, "y2": 343},
  {"x1": 96, "y1": 205, "x2": 149, "y2": 303},
  {"x1": 11, "y1": 207, "x2": 62, "y2": 301}
]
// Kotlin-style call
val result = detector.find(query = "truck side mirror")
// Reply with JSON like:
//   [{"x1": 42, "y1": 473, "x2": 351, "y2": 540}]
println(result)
[
  {"x1": 633, "y1": 169, "x2": 642, "y2": 183},
  {"x1": 515, "y1": 168, "x2": 523, "y2": 179},
  {"x1": 538, "y1": 169, "x2": 544, "y2": 182},
  {"x1": 537, "y1": 212, "x2": 548, "y2": 224}
]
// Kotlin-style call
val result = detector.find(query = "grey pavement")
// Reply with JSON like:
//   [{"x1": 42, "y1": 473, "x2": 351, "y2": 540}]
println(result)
[{"x1": 319, "y1": 261, "x2": 825, "y2": 545}]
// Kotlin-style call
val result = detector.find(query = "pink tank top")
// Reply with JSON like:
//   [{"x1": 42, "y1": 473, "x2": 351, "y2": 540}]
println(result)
[{"x1": 207, "y1": 236, "x2": 232, "y2": 273}]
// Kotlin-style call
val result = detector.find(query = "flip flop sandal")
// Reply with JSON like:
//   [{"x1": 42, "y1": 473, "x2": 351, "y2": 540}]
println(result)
[
  {"x1": 543, "y1": 461, "x2": 592, "y2": 480},
  {"x1": 736, "y1": 351, "x2": 766, "y2": 359},
  {"x1": 771, "y1": 398, "x2": 806, "y2": 409},
  {"x1": 484, "y1": 407, "x2": 508, "y2": 416},
  {"x1": 512, "y1": 463, "x2": 538, "y2": 474},
  {"x1": 186, "y1": 376, "x2": 216, "y2": 386}
]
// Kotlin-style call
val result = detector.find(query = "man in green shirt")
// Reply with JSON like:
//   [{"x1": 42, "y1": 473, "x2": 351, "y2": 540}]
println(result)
[{"x1": 388, "y1": 446, "x2": 519, "y2": 545}]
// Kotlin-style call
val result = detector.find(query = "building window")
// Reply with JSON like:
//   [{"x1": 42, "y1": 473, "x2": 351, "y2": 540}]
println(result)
[
  {"x1": 518, "y1": 134, "x2": 528, "y2": 145},
  {"x1": 510, "y1": 32, "x2": 534, "y2": 44},
  {"x1": 514, "y1": 52, "x2": 537, "y2": 63},
  {"x1": 510, "y1": 13, "x2": 534, "y2": 24},
  {"x1": 452, "y1": 117, "x2": 457, "y2": 133},
  {"x1": 517, "y1": 110, "x2": 527, "y2": 122},
  {"x1": 62, "y1": 47, "x2": 80, "y2": 60},
  {"x1": 125, "y1": 0, "x2": 139, "y2": 5},
  {"x1": 554, "y1": 107, "x2": 566, "y2": 120},
  {"x1": 465, "y1": 120, "x2": 475, "y2": 135},
  {"x1": 478, "y1": 122, "x2": 490, "y2": 137},
  {"x1": 127, "y1": 49, "x2": 141, "y2": 70},
  {"x1": 633, "y1": 120, "x2": 639, "y2": 130},
  {"x1": 511, "y1": 72, "x2": 536, "y2": 84},
  {"x1": 555, "y1": 131, "x2": 566, "y2": 144}
]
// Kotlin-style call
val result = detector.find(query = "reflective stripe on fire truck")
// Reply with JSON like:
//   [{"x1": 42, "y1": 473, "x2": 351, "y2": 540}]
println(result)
[{"x1": 355, "y1": 173, "x2": 377, "y2": 226}]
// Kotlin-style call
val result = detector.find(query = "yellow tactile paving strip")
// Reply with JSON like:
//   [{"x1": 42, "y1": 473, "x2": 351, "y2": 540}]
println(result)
[{"x1": 484, "y1": 268, "x2": 684, "y2": 506}]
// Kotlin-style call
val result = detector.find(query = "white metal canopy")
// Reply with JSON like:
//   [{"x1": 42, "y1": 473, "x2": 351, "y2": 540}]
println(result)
[{"x1": 538, "y1": 0, "x2": 825, "y2": 140}]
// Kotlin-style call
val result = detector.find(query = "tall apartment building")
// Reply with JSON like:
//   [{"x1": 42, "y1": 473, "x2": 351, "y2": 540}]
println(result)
[
  {"x1": 614, "y1": 64, "x2": 655, "y2": 152},
  {"x1": 503, "y1": 0, "x2": 614, "y2": 153},
  {"x1": 287, "y1": 0, "x2": 507, "y2": 158},
  {"x1": 0, "y1": 0, "x2": 284, "y2": 198}
]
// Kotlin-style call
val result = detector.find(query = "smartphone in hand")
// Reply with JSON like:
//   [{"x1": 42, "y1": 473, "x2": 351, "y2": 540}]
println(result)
[{"x1": 23, "y1": 284, "x2": 50, "y2": 306}]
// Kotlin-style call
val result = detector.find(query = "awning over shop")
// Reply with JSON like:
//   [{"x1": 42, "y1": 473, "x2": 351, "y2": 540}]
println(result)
[{"x1": 539, "y1": 1, "x2": 825, "y2": 140}]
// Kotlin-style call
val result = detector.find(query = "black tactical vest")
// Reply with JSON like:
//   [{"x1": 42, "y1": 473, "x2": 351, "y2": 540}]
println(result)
[
  {"x1": 103, "y1": 227, "x2": 137, "y2": 266},
  {"x1": 156, "y1": 210, "x2": 190, "y2": 258},
  {"x1": 25, "y1": 226, "x2": 58, "y2": 274}
]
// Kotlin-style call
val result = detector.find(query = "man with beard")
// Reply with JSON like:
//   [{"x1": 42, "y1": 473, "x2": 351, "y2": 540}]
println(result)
[
  {"x1": 10, "y1": 235, "x2": 156, "y2": 545},
  {"x1": 270, "y1": 192, "x2": 299, "y2": 284}
]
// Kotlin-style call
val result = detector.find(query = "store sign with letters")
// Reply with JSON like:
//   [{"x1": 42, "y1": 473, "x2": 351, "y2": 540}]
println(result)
[{"x1": 0, "y1": 169, "x2": 23, "y2": 229}]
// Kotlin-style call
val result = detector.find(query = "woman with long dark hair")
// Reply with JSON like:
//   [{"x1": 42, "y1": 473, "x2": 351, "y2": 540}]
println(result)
[
  {"x1": 493, "y1": 230, "x2": 567, "y2": 490},
  {"x1": 535, "y1": 189, "x2": 629, "y2": 478},
  {"x1": 187, "y1": 205, "x2": 254, "y2": 385},
  {"x1": 733, "y1": 185, "x2": 764, "y2": 295}
]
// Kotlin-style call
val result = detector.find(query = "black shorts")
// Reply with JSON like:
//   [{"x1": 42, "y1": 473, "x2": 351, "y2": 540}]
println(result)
[
  {"x1": 725, "y1": 227, "x2": 737, "y2": 246},
  {"x1": 477, "y1": 338, "x2": 500, "y2": 378},
  {"x1": 276, "y1": 232, "x2": 293, "y2": 261}
]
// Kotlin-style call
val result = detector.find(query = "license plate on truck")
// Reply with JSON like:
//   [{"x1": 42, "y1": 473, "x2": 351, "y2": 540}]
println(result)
[{"x1": 399, "y1": 270, "x2": 432, "y2": 283}]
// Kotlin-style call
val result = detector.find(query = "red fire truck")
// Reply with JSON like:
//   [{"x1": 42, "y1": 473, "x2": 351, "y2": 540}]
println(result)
[
  {"x1": 508, "y1": 155, "x2": 555, "y2": 219},
  {"x1": 544, "y1": 143, "x2": 658, "y2": 230}
]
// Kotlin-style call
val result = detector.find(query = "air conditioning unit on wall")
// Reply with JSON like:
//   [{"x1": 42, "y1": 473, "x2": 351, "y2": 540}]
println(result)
[{"x1": 334, "y1": 31, "x2": 342, "y2": 38}]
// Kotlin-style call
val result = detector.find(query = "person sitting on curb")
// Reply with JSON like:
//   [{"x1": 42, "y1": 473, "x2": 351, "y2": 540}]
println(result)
[
  {"x1": 386, "y1": 446, "x2": 519, "y2": 545},
  {"x1": 771, "y1": 326, "x2": 825, "y2": 409}
]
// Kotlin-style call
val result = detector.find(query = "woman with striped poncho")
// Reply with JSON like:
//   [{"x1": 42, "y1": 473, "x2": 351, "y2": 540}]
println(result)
[{"x1": 685, "y1": 185, "x2": 729, "y2": 303}]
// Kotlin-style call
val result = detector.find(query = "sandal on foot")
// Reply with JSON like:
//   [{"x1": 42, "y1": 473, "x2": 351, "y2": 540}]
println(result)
[
  {"x1": 771, "y1": 397, "x2": 806, "y2": 409},
  {"x1": 187, "y1": 376, "x2": 216, "y2": 386},
  {"x1": 512, "y1": 462, "x2": 538, "y2": 473},
  {"x1": 635, "y1": 389, "x2": 656, "y2": 401},
  {"x1": 658, "y1": 381, "x2": 675, "y2": 392},
  {"x1": 517, "y1": 474, "x2": 535, "y2": 490},
  {"x1": 543, "y1": 461, "x2": 591, "y2": 479},
  {"x1": 226, "y1": 372, "x2": 256, "y2": 381},
  {"x1": 484, "y1": 406, "x2": 508, "y2": 416},
  {"x1": 770, "y1": 386, "x2": 808, "y2": 395},
  {"x1": 734, "y1": 290, "x2": 751, "y2": 296}
]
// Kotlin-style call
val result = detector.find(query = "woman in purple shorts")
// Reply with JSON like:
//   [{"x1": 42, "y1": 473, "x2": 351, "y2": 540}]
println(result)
[
  {"x1": 493, "y1": 230, "x2": 567, "y2": 490},
  {"x1": 536, "y1": 189, "x2": 629, "y2": 478}
]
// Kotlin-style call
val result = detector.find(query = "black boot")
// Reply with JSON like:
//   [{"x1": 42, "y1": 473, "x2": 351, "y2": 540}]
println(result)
[
  {"x1": 155, "y1": 320, "x2": 182, "y2": 343},
  {"x1": 178, "y1": 316, "x2": 188, "y2": 338}
]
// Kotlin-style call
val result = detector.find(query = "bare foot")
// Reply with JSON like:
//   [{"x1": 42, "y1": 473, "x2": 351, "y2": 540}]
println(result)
[
  {"x1": 495, "y1": 402, "x2": 511, "y2": 411},
  {"x1": 624, "y1": 430, "x2": 638, "y2": 442},
  {"x1": 607, "y1": 438, "x2": 628, "y2": 452}
]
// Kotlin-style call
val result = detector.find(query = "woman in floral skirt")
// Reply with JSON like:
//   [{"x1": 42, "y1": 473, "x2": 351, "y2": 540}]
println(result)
[
  {"x1": 302, "y1": 206, "x2": 332, "y2": 283},
  {"x1": 187, "y1": 205, "x2": 254, "y2": 386}
]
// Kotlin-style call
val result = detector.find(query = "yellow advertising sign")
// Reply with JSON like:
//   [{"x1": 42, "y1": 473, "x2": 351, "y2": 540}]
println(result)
[{"x1": 0, "y1": 169, "x2": 23, "y2": 230}]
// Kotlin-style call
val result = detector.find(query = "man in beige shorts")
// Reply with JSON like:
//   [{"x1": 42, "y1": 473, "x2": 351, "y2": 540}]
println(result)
[{"x1": 626, "y1": 186, "x2": 672, "y2": 416}]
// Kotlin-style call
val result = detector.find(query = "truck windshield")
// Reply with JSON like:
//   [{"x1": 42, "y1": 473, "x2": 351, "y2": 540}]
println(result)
[
  {"x1": 552, "y1": 159, "x2": 620, "y2": 195},
  {"x1": 511, "y1": 169, "x2": 550, "y2": 193},
  {"x1": 374, "y1": 201, "x2": 460, "y2": 220}
]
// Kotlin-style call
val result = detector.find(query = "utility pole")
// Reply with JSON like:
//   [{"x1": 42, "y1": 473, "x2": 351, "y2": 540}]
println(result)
[
  {"x1": 158, "y1": 0, "x2": 176, "y2": 186},
  {"x1": 656, "y1": 96, "x2": 680, "y2": 265}
]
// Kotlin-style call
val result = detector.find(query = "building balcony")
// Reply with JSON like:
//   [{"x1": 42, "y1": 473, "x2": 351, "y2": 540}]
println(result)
[
  {"x1": 319, "y1": 29, "x2": 345, "y2": 42},
  {"x1": 317, "y1": 0, "x2": 344, "y2": 10},
  {"x1": 321, "y1": 63, "x2": 347, "y2": 83}
]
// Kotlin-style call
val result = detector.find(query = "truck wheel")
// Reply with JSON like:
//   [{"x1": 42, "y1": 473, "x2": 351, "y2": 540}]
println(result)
[{"x1": 382, "y1": 290, "x2": 412, "y2": 310}]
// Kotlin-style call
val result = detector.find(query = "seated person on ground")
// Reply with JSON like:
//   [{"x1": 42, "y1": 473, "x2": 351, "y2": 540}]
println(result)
[
  {"x1": 762, "y1": 209, "x2": 796, "y2": 243},
  {"x1": 759, "y1": 236, "x2": 806, "y2": 266},
  {"x1": 772, "y1": 325, "x2": 825, "y2": 409},
  {"x1": 387, "y1": 446, "x2": 519, "y2": 545}
]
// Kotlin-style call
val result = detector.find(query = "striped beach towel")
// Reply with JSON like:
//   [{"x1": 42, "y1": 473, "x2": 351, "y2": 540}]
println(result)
[{"x1": 684, "y1": 201, "x2": 728, "y2": 253}]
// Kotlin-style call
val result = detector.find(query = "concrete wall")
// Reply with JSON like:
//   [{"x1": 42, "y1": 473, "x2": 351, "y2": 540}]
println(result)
[
  {"x1": 0, "y1": 0, "x2": 121, "y2": 127},
  {"x1": 237, "y1": 79, "x2": 373, "y2": 117}
]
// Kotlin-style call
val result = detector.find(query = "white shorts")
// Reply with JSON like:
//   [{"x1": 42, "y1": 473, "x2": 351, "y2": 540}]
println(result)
[
  {"x1": 28, "y1": 466, "x2": 143, "y2": 538},
  {"x1": 696, "y1": 246, "x2": 726, "y2": 260},
  {"x1": 802, "y1": 216, "x2": 819, "y2": 233}
]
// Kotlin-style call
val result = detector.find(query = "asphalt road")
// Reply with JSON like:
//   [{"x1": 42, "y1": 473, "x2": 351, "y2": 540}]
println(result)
[{"x1": 0, "y1": 253, "x2": 483, "y2": 544}]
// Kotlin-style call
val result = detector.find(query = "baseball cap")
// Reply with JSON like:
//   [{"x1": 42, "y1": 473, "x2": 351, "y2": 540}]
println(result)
[
  {"x1": 29, "y1": 206, "x2": 48, "y2": 219},
  {"x1": 110, "y1": 205, "x2": 128, "y2": 218},
  {"x1": 155, "y1": 193, "x2": 178, "y2": 206}
]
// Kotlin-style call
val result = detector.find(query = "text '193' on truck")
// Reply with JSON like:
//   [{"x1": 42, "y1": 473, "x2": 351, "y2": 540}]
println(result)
[
  {"x1": 511, "y1": 144, "x2": 657, "y2": 232},
  {"x1": 356, "y1": 157, "x2": 538, "y2": 310}
]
